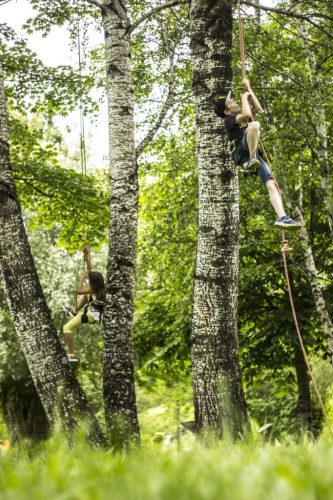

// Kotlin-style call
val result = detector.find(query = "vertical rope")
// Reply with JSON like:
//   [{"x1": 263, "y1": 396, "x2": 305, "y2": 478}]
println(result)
[
  {"x1": 237, "y1": 0, "x2": 333, "y2": 436},
  {"x1": 77, "y1": 21, "x2": 87, "y2": 177},
  {"x1": 77, "y1": 20, "x2": 90, "y2": 246},
  {"x1": 238, "y1": 0, "x2": 247, "y2": 81}
]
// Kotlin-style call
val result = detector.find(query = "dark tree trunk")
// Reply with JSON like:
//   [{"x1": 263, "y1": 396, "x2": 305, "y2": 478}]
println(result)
[
  {"x1": 1, "y1": 377, "x2": 50, "y2": 444},
  {"x1": 190, "y1": 0, "x2": 248, "y2": 438},
  {"x1": 101, "y1": 0, "x2": 140, "y2": 448},
  {"x1": 0, "y1": 62, "x2": 104, "y2": 446},
  {"x1": 293, "y1": 340, "x2": 313, "y2": 435}
]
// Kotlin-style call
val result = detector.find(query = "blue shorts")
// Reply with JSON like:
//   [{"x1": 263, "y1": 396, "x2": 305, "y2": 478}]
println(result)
[{"x1": 240, "y1": 133, "x2": 273, "y2": 184}]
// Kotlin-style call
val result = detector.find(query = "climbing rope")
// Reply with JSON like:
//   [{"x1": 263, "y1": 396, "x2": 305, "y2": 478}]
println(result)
[
  {"x1": 77, "y1": 19, "x2": 92, "y2": 250},
  {"x1": 77, "y1": 20, "x2": 87, "y2": 177},
  {"x1": 237, "y1": 0, "x2": 333, "y2": 438},
  {"x1": 83, "y1": 245, "x2": 93, "y2": 272}
]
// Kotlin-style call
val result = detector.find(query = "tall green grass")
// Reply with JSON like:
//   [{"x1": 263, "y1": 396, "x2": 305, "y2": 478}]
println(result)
[{"x1": 1, "y1": 436, "x2": 333, "y2": 500}]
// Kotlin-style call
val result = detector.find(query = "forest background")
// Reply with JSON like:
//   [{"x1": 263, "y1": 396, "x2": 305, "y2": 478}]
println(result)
[{"x1": 0, "y1": 0, "x2": 333, "y2": 497}]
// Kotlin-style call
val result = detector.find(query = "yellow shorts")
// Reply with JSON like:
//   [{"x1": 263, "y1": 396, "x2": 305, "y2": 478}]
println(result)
[{"x1": 63, "y1": 311, "x2": 95, "y2": 334}]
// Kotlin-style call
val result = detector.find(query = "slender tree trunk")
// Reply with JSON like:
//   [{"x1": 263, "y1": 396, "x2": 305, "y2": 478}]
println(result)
[
  {"x1": 0, "y1": 62, "x2": 104, "y2": 446},
  {"x1": 293, "y1": 338, "x2": 313, "y2": 434},
  {"x1": 101, "y1": 1, "x2": 140, "y2": 448},
  {"x1": 190, "y1": 0, "x2": 248, "y2": 438},
  {"x1": 292, "y1": 205, "x2": 333, "y2": 363}
]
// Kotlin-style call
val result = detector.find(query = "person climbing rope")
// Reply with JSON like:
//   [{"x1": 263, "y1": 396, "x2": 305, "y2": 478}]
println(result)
[
  {"x1": 215, "y1": 78, "x2": 301, "y2": 231},
  {"x1": 63, "y1": 269, "x2": 105, "y2": 363}
]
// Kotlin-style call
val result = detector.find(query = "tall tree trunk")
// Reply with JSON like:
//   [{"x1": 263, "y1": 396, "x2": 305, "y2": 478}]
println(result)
[
  {"x1": 101, "y1": 1, "x2": 140, "y2": 448},
  {"x1": 190, "y1": 0, "x2": 248, "y2": 438},
  {"x1": 0, "y1": 62, "x2": 104, "y2": 446}
]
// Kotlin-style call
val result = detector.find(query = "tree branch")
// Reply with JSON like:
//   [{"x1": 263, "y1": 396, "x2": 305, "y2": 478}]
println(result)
[
  {"x1": 246, "y1": 51, "x2": 303, "y2": 86},
  {"x1": 84, "y1": 0, "x2": 108, "y2": 15},
  {"x1": 242, "y1": 1, "x2": 333, "y2": 21},
  {"x1": 129, "y1": 0, "x2": 189, "y2": 35},
  {"x1": 136, "y1": 51, "x2": 176, "y2": 159},
  {"x1": 16, "y1": 177, "x2": 87, "y2": 221},
  {"x1": 242, "y1": 1, "x2": 333, "y2": 40}
]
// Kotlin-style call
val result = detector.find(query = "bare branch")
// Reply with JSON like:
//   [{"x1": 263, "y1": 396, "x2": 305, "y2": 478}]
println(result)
[
  {"x1": 129, "y1": 0, "x2": 189, "y2": 35},
  {"x1": 85, "y1": 0, "x2": 108, "y2": 15},
  {"x1": 246, "y1": 51, "x2": 303, "y2": 86},
  {"x1": 136, "y1": 51, "x2": 176, "y2": 159}
]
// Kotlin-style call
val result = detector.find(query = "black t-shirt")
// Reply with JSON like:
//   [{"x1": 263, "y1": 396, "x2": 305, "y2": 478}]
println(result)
[{"x1": 224, "y1": 115, "x2": 248, "y2": 141}]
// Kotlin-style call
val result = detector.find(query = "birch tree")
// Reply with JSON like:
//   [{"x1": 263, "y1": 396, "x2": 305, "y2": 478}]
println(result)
[
  {"x1": 0, "y1": 61, "x2": 104, "y2": 445},
  {"x1": 190, "y1": 0, "x2": 248, "y2": 438},
  {"x1": 94, "y1": 0, "x2": 140, "y2": 447}
]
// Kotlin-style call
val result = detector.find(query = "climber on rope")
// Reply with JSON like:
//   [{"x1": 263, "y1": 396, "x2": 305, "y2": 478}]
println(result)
[
  {"x1": 63, "y1": 268, "x2": 105, "y2": 363},
  {"x1": 215, "y1": 78, "x2": 301, "y2": 231}
]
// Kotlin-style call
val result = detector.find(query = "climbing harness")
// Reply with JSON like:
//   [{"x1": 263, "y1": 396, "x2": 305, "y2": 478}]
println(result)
[{"x1": 237, "y1": 0, "x2": 333, "y2": 438}]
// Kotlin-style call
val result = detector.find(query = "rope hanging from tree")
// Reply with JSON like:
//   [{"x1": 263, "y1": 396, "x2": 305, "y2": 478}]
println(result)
[
  {"x1": 237, "y1": 0, "x2": 333, "y2": 439},
  {"x1": 77, "y1": 18, "x2": 91, "y2": 254},
  {"x1": 77, "y1": 20, "x2": 87, "y2": 178}
]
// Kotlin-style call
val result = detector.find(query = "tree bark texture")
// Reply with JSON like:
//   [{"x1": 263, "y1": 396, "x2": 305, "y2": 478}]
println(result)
[
  {"x1": 0, "y1": 63, "x2": 104, "y2": 446},
  {"x1": 190, "y1": 0, "x2": 248, "y2": 438},
  {"x1": 101, "y1": 0, "x2": 140, "y2": 448}
]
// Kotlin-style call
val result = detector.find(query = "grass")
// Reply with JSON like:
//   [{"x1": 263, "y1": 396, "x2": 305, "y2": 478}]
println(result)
[{"x1": 1, "y1": 435, "x2": 333, "y2": 499}]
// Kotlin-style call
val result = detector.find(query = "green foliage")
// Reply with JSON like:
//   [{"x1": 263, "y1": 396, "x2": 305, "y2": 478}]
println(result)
[
  {"x1": 0, "y1": 24, "x2": 98, "y2": 117},
  {"x1": 8, "y1": 114, "x2": 109, "y2": 250},
  {"x1": 25, "y1": 0, "x2": 100, "y2": 36},
  {"x1": 135, "y1": 130, "x2": 197, "y2": 380}
]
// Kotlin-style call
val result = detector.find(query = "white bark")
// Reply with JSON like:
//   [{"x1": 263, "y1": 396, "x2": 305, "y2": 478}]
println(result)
[
  {"x1": 190, "y1": 0, "x2": 247, "y2": 438},
  {"x1": 0, "y1": 62, "x2": 104, "y2": 445},
  {"x1": 101, "y1": 0, "x2": 140, "y2": 447}
]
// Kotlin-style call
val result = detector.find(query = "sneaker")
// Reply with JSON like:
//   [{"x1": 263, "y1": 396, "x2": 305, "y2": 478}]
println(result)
[
  {"x1": 243, "y1": 157, "x2": 260, "y2": 173},
  {"x1": 67, "y1": 353, "x2": 78, "y2": 363},
  {"x1": 63, "y1": 305, "x2": 76, "y2": 318},
  {"x1": 274, "y1": 216, "x2": 302, "y2": 231}
]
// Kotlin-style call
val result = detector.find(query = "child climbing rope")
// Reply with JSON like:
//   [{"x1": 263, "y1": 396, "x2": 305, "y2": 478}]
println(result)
[
  {"x1": 63, "y1": 269, "x2": 105, "y2": 363},
  {"x1": 215, "y1": 78, "x2": 301, "y2": 231}
]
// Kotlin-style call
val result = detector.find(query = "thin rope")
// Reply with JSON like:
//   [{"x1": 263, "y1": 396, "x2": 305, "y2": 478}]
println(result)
[
  {"x1": 238, "y1": 0, "x2": 247, "y2": 81},
  {"x1": 77, "y1": 21, "x2": 87, "y2": 177},
  {"x1": 237, "y1": 0, "x2": 333, "y2": 437},
  {"x1": 77, "y1": 20, "x2": 91, "y2": 247},
  {"x1": 282, "y1": 249, "x2": 333, "y2": 438}
]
